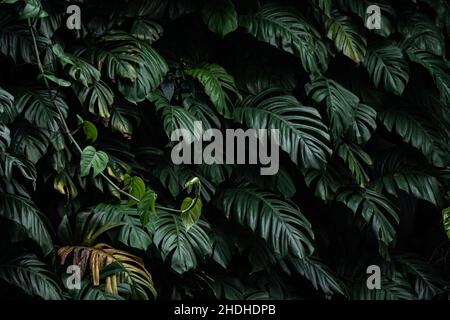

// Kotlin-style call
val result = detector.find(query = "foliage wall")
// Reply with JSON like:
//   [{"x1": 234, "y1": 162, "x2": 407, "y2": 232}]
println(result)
[{"x1": 0, "y1": 0, "x2": 450, "y2": 300}]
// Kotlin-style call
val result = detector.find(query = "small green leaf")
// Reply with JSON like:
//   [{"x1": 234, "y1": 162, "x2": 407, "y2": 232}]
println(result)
[
  {"x1": 82, "y1": 121, "x2": 98, "y2": 143},
  {"x1": 124, "y1": 175, "x2": 146, "y2": 206},
  {"x1": 40, "y1": 72, "x2": 71, "y2": 87},
  {"x1": 76, "y1": 115, "x2": 98, "y2": 142},
  {"x1": 80, "y1": 146, "x2": 109, "y2": 177},
  {"x1": 181, "y1": 197, "x2": 202, "y2": 231},
  {"x1": 443, "y1": 208, "x2": 450, "y2": 240},
  {"x1": 184, "y1": 177, "x2": 200, "y2": 190},
  {"x1": 138, "y1": 190, "x2": 157, "y2": 225}
]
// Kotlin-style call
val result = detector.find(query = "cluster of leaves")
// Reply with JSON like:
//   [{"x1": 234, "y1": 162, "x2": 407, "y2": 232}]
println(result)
[{"x1": 0, "y1": 0, "x2": 449, "y2": 300}]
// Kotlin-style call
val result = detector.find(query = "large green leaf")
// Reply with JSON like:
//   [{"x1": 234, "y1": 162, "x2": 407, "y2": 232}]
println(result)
[
  {"x1": 16, "y1": 90, "x2": 68, "y2": 132},
  {"x1": 239, "y1": 4, "x2": 329, "y2": 73},
  {"x1": 364, "y1": 42, "x2": 409, "y2": 96},
  {"x1": 162, "y1": 106, "x2": 201, "y2": 142},
  {"x1": 186, "y1": 63, "x2": 240, "y2": 118},
  {"x1": 306, "y1": 76, "x2": 359, "y2": 137},
  {"x1": 11, "y1": 126, "x2": 49, "y2": 163},
  {"x1": 216, "y1": 184, "x2": 315, "y2": 258},
  {"x1": 18, "y1": 0, "x2": 48, "y2": 19},
  {"x1": 71, "y1": 203, "x2": 153, "y2": 251},
  {"x1": 100, "y1": 32, "x2": 168, "y2": 103},
  {"x1": 0, "y1": 24, "x2": 51, "y2": 64},
  {"x1": 373, "y1": 150, "x2": 442, "y2": 205},
  {"x1": 233, "y1": 90, "x2": 331, "y2": 170},
  {"x1": 149, "y1": 90, "x2": 202, "y2": 141},
  {"x1": 349, "y1": 103, "x2": 377, "y2": 144},
  {"x1": 52, "y1": 44, "x2": 101, "y2": 87},
  {"x1": 0, "y1": 255, "x2": 62, "y2": 300},
  {"x1": 0, "y1": 152, "x2": 36, "y2": 181},
  {"x1": 394, "y1": 253, "x2": 446, "y2": 299},
  {"x1": 153, "y1": 212, "x2": 212, "y2": 274},
  {"x1": 379, "y1": 108, "x2": 446, "y2": 167},
  {"x1": 337, "y1": 142, "x2": 372, "y2": 187},
  {"x1": 325, "y1": 11, "x2": 367, "y2": 63},
  {"x1": 77, "y1": 81, "x2": 114, "y2": 118},
  {"x1": 288, "y1": 256, "x2": 346, "y2": 297},
  {"x1": 0, "y1": 194, "x2": 53, "y2": 255},
  {"x1": 400, "y1": 13, "x2": 445, "y2": 57},
  {"x1": 407, "y1": 49, "x2": 450, "y2": 105},
  {"x1": 337, "y1": 0, "x2": 395, "y2": 38},
  {"x1": 337, "y1": 188, "x2": 399, "y2": 246},
  {"x1": 110, "y1": 105, "x2": 138, "y2": 138},
  {"x1": 130, "y1": 19, "x2": 163, "y2": 43}
]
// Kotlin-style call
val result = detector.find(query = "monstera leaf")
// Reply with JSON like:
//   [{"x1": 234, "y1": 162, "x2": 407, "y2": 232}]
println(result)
[
  {"x1": 337, "y1": 188, "x2": 399, "y2": 246},
  {"x1": 379, "y1": 108, "x2": 446, "y2": 167},
  {"x1": 325, "y1": 11, "x2": 367, "y2": 63},
  {"x1": 186, "y1": 63, "x2": 240, "y2": 118},
  {"x1": 233, "y1": 90, "x2": 331, "y2": 170},
  {"x1": 0, "y1": 255, "x2": 62, "y2": 300},
  {"x1": 99, "y1": 32, "x2": 168, "y2": 103},
  {"x1": 288, "y1": 256, "x2": 346, "y2": 297},
  {"x1": 306, "y1": 76, "x2": 359, "y2": 137},
  {"x1": 216, "y1": 184, "x2": 315, "y2": 258},
  {"x1": 153, "y1": 212, "x2": 212, "y2": 274},
  {"x1": 0, "y1": 194, "x2": 53, "y2": 255},
  {"x1": 407, "y1": 49, "x2": 450, "y2": 105},
  {"x1": 239, "y1": 4, "x2": 329, "y2": 73},
  {"x1": 364, "y1": 42, "x2": 409, "y2": 96},
  {"x1": 15, "y1": 89, "x2": 69, "y2": 132}
]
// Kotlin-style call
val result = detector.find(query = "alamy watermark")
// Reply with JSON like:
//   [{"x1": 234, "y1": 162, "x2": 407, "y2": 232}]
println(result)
[
  {"x1": 366, "y1": 5, "x2": 382, "y2": 30},
  {"x1": 66, "y1": 5, "x2": 81, "y2": 30},
  {"x1": 170, "y1": 121, "x2": 280, "y2": 176},
  {"x1": 65, "y1": 4, "x2": 382, "y2": 33},
  {"x1": 366, "y1": 265, "x2": 381, "y2": 290},
  {"x1": 66, "y1": 265, "x2": 81, "y2": 290}
]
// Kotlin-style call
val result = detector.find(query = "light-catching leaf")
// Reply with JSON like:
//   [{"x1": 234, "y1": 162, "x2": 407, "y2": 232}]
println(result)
[
  {"x1": 325, "y1": 11, "x2": 367, "y2": 63},
  {"x1": 234, "y1": 90, "x2": 331, "y2": 170},
  {"x1": 239, "y1": 4, "x2": 329, "y2": 73},
  {"x1": 364, "y1": 42, "x2": 409, "y2": 96},
  {"x1": 337, "y1": 188, "x2": 399, "y2": 246},
  {"x1": 306, "y1": 76, "x2": 359, "y2": 137},
  {"x1": 216, "y1": 184, "x2": 315, "y2": 258},
  {"x1": 0, "y1": 194, "x2": 53, "y2": 255},
  {"x1": 186, "y1": 63, "x2": 240, "y2": 118},
  {"x1": 0, "y1": 255, "x2": 62, "y2": 300},
  {"x1": 80, "y1": 146, "x2": 109, "y2": 178},
  {"x1": 181, "y1": 197, "x2": 202, "y2": 231}
]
